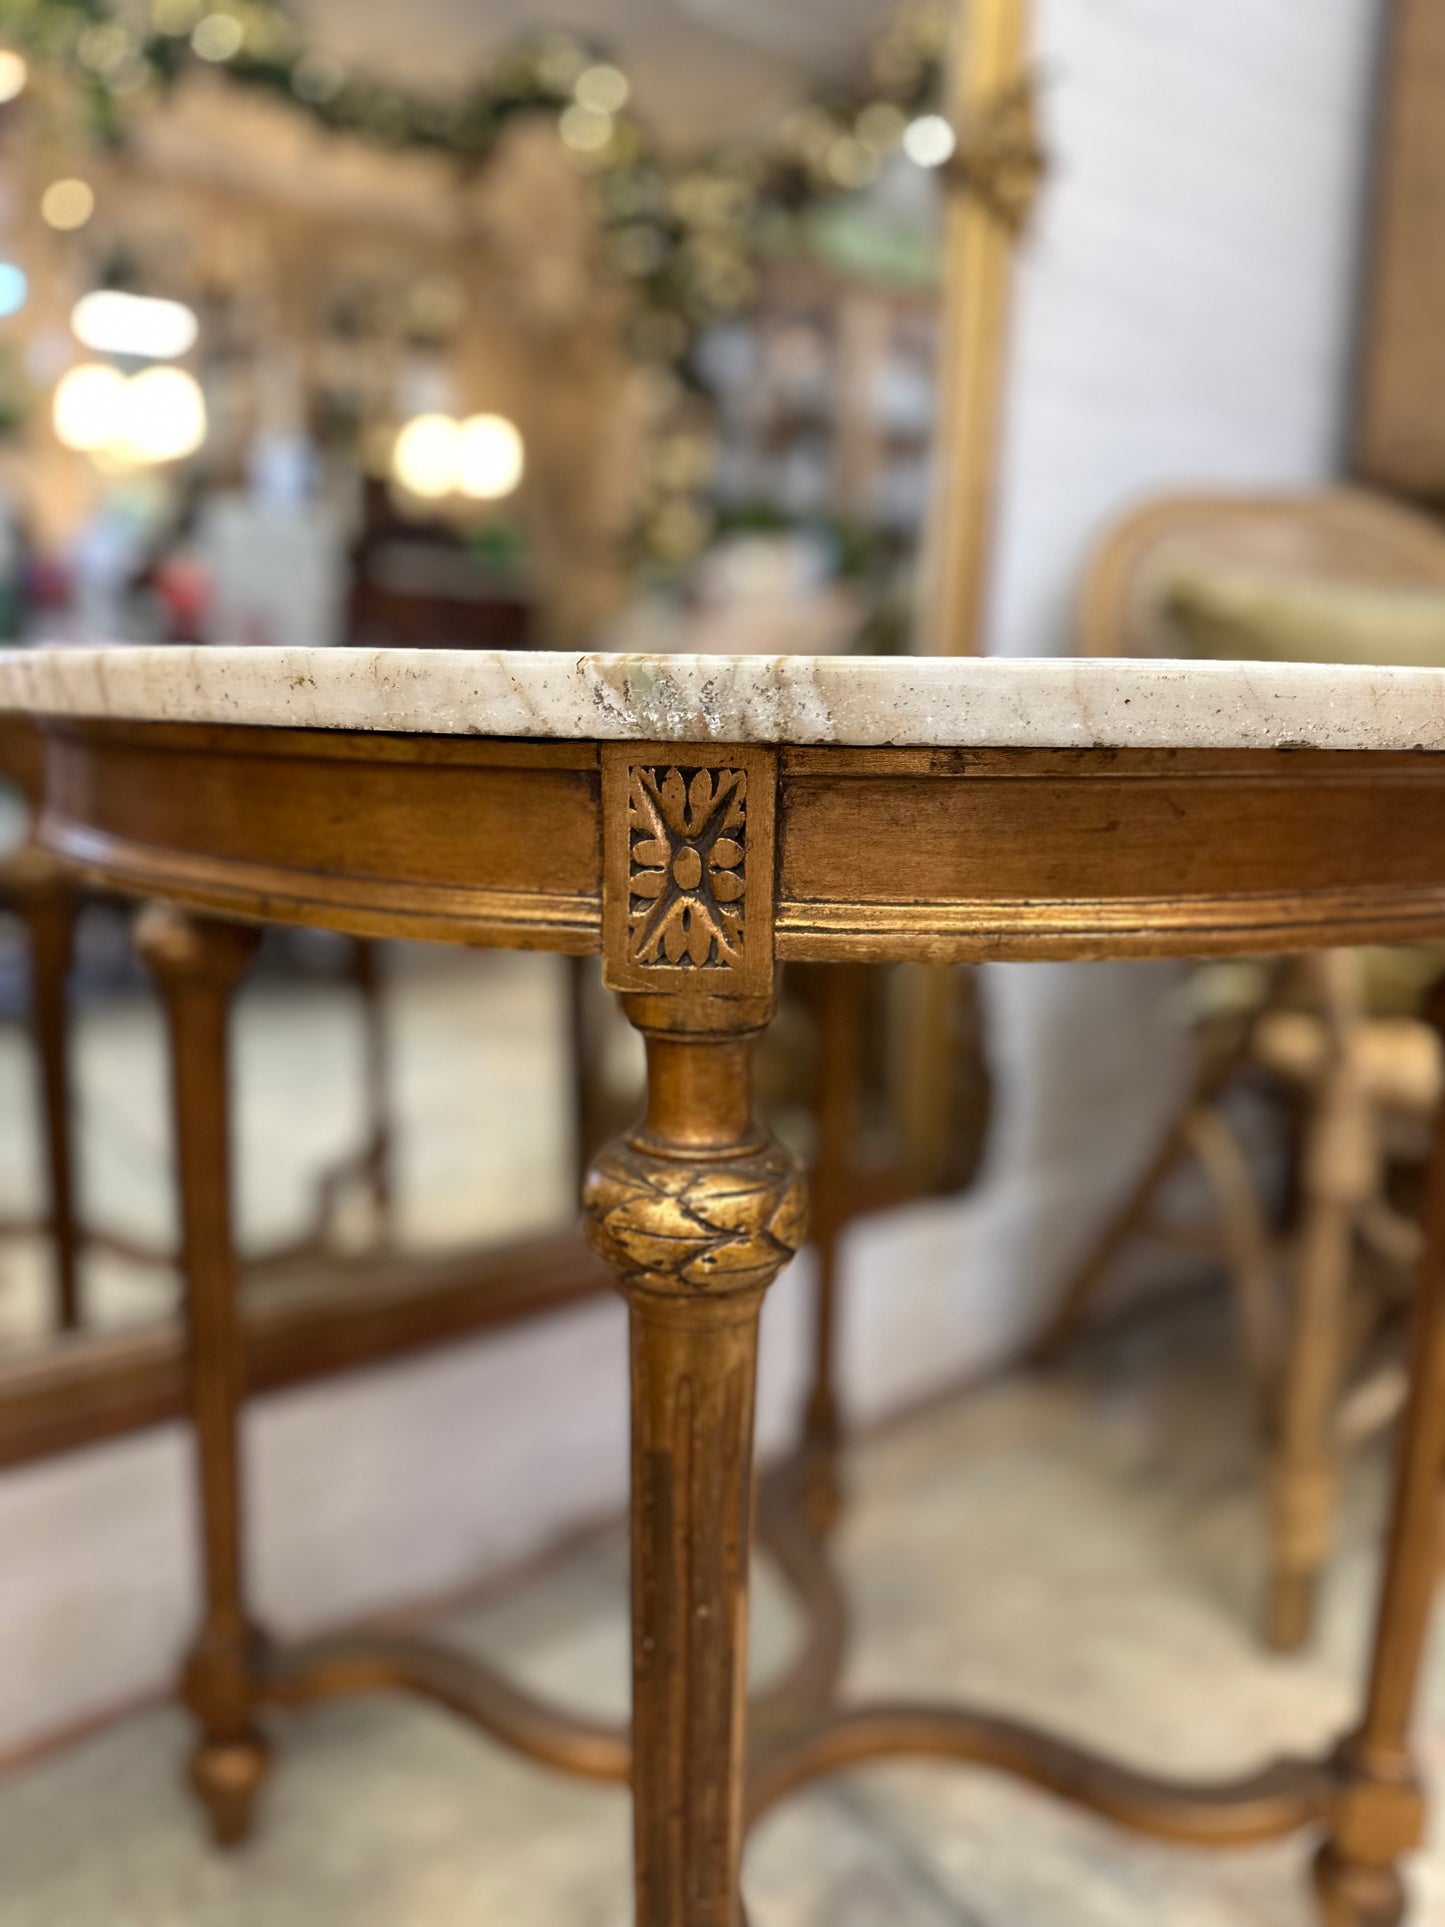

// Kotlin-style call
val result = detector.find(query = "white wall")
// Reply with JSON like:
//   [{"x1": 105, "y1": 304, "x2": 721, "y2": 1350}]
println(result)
[
  {"x1": 0, "y1": 0, "x2": 1384, "y2": 1757},
  {"x1": 991, "y1": 0, "x2": 1380, "y2": 662},
  {"x1": 836, "y1": 0, "x2": 1383, "y2": 1423}
]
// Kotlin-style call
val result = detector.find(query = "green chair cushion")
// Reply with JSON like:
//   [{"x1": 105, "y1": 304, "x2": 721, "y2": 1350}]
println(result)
[
  {"x1": 1164, "y1": 566, "x2": 1445, "y2": 669},
  {"x1": 1161, "y1": 562, "x2": 1445, "y2": 1013}
]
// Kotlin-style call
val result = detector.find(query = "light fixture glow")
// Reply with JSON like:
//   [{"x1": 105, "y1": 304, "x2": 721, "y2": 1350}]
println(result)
[
  {"x1": 0, "y1": 264, "x2": 28, "y2": 318},
  {"x1": 191, "y1": 12, "x2": 243, "y2": 61},
  {"x1": 456, "y1": 414, "x2": 524, "y2": 501},
  {"x1": 902, "y1": 113, "x2": 957, "y2": 170},
  {"x1": 72, "y1": 290, "x2": 199, "y2": 361},
  {"x1": 41, "y1": 178, "x2": 95, "y2": 231},
  {"x1": 54, "y1": 362, "x2": 206, "y2": 463},
  {"x1": 53, "y1": 363, "x2": 129, "y2": 452},
  {"x1": 0, "y1": 50, "x2": 28, "y2": 103},
  {"x1": 392, "y1": 413, "x2": 459, "y2": 499},
  {"x1": 118, "y1": 366, "x2": 207, "y2": 463}
]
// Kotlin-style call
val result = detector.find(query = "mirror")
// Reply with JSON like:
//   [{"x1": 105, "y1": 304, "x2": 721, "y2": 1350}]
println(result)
[{"x1": 0, "y1": 0, "x2": 1013, "y2": 1463}]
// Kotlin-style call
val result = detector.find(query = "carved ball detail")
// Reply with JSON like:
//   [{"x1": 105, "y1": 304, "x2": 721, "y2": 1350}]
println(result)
[{"x1": 583, "y1": 1136, "x2": 807, "y2": 1297}]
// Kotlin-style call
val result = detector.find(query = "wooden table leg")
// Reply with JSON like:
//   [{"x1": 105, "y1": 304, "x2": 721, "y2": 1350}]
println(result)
[
  {"x1": 585, "y1": 990, "x2": 807, "y2": 1927},
  {"x1": 804, "y1": 964, "x2": 866, "y2": 1520},
  {"x1": 1315, "y1": 1003, "x2": 1445, "y2": 1924},
  {"x1": 352, "y1": 938, "x2": 394, "y2": 1240},
  {"x1": 137, "y1": 907, "x2": 268, "y2": 1848},
  {"x1": 17, "y1": 866, "x2": 80, "y2": 1332}
]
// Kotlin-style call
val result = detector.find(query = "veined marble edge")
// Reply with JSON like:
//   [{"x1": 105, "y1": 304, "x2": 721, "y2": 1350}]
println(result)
[{"x1": 1, "y1": 648, "x2": 1444, "y2": 752}]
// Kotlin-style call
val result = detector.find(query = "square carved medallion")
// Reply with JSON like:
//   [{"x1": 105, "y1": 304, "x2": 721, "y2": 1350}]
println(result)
[{"x1": 601, "y1": 743, "x2": 777, "y2": 997}]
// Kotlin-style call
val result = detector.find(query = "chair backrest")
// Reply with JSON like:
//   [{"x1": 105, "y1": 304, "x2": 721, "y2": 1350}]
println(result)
[
  {"x1": 1356, "y1": 0, "x2": 1445, "y2": 505},
  {"x1": 1076, "y1": 486, "x2": 1445, "y2": 657}
]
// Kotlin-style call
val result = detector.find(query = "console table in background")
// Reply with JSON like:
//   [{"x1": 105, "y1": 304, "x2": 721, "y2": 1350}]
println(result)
[{"x1": 3, "y1": 645, "x2": 1443, "y2": 1927}]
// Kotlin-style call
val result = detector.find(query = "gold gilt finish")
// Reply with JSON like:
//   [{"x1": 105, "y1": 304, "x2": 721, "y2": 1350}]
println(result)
[
  {"x1": 20, "y1": 708, "x2": 1445, "y2": 1927},
  {"x1": 916, "y1": 0, "x2": 1039, "y2": 658}
]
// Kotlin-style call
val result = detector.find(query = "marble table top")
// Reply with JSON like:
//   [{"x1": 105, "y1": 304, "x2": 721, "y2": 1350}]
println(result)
[{"x1": 2, "y1": 646, "x2": 1445, "y2": 752}]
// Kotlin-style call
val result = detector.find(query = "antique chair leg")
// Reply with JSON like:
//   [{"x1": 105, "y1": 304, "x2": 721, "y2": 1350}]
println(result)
[
  {"x1": 1314, "y1": 1019, "x2": 1445, "y2": 1924},
  {"x1": 1030, "y1": 1108, "x2": 1195, "y2": 1361},
  {"x1": 585, "y1": 990, "x2": 807, "y2": 1927},
  {"x1": 137, "y1": 907, "x2": 269, "y2": 1848},
  {"x1": 1268, "y1": 1012, "x2": 1374, "y2": 1652},
  {"x1": 17, "y1": 863, "x2": 81, "y2": 1331},
  {"x1": 352, "y1": 938, "x2": 394, "y2": 1240}
]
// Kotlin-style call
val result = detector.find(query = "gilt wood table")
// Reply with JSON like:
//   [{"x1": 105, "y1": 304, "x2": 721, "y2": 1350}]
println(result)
[{"x1": 5, "y1": 645, "x2": 1445, "y2": 1926}]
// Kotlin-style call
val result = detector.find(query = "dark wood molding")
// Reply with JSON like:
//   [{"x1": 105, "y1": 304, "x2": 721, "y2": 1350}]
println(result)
[{"x1": 0, "y1": 1231, "x2": 609, "y2": 1469}]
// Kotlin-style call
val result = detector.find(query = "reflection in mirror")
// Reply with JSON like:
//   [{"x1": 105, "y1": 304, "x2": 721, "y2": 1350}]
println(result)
[{"x1": 0, "y1": 0, "x2": 1009, "y2": 1469}]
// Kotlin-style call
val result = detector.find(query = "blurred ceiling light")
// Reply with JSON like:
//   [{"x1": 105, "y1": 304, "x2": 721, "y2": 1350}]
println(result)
[
  {"x1": 902, "y1": 113, "x2": 956, "y2": 170},
  {"x1": 0, "y1": 264, "x2": 28, "y2": 318},
  {"x1": 41, "y1": 178, "x2": 95, "y2": 231},
  {"x1": 392, "y1": 413, "x2": 459, "y2": 499},
  {"x1": 456, "y1": 414, "x2": 524, "y2": 501},
  {"x1": 574, "y1": 63, "x2": 629, "y2": 114},
  {"x1": 558, "y1": 102, "x2": 614, "y2": 154},
  {"x1": 54, "y1": 362, "x2": 206, "y2": 463},
  {"x1": 72, "y1": 290, "x2": 199, "y2": 360},
  {"x1": 119, "y1": 365, "x2": 207, "y2": 462},
  {"x1": 191, "y1": 12, "x2": 243, "y2": 61},
  {"x1": 53, "y1": 363, "x2": 129, "y2": 452},
  {"x1": 0, "y1": 50, "x2": 28, "y2": 103}
]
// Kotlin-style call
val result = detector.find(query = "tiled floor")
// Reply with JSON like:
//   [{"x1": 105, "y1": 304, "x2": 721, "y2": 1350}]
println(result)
[{"x1": 0, "y1": 1299, "x2": 1441, "y2": 1925}]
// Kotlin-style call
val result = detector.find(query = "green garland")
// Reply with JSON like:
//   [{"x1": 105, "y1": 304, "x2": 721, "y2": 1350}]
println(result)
[
  {"x1": 0, "y1": 0, "x2": 949, "y2": 363},
  {"x1": 0, "y1": 0, "x2": 950, "y2": 566}
]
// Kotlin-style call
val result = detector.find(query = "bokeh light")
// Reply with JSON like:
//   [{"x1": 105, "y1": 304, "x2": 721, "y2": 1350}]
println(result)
[
  {"x1": 54, "y1": 362, "x2": 207, "y2": 463},
  {"x1": 456, "y1": 414, "x2": 525, "y2": 501},
  {"x1": 558, "y1": 103, "x2": 614, "y2": 155},
  {"x1": 902, "y1": 113, "x2": 957, "y2": 169},
  {"x1": 119, "y1": 366, "x2": 207, "y2": 462},
  {"x1": 574, "y1": 64, "x2": 629, "y2": 114},
  {"x1": 72, "y1": 291, "x2": 199, "y2": 360},
  {"x1": 0, "y1": 264, "x2": 28, "y2": 319},
  {"x1": 41, "y1": 179, "x2": 96, "y2": 232},
  {"x1": 53, "y1": 363, "x2": 129, "y2": 452},
  {"x1": 0, "y1": 50, "x2": 28, "y2": 103},
  {"x1": 392, "y1": 413, "x2": 460, "y2": 499},
  {"x1": 191, "y1": 13, "x2": 243, "y2": 62}
]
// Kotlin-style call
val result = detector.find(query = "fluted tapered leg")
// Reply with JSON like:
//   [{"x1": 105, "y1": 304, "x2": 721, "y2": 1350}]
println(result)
[
  {"x1": 138, "y1": 906, "x2": 267, "y2": 1848},
  {"x1": 586, "y1": 992, "x2": 807, "y2": 1927}
]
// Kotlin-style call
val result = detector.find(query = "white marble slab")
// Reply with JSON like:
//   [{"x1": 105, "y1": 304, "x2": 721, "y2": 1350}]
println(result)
[{"x1": 3, "y1": 646, "x2": 1445, "y2": 752}]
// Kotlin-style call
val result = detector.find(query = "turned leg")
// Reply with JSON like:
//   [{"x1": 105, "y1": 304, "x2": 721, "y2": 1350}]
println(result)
[
  {"x1": 352, "y1": 938, "x2": 394, "y2": 1240},
  {"x1": 567, "y1": 954, "x2": 603, "y2": 1192},
  {"x1": 585, "y1": 992, "x2": 807, "y2": 1927},
  {"x1": 138, "y1": 907, "x2": 268, "y2": 1847},
  {"x1": 1315, "y1": 1003, "x2": 1445, "y2": 1923},
  {"x1": 1268, "y1": 1044, "x2": 1373, "y2": 1652},
  {"x1": 802, "y1": 963, "x2": 867, "y2": 1531},
  {"x1": 17, "y1": 864, "x2": 81, "y2": 1331}
]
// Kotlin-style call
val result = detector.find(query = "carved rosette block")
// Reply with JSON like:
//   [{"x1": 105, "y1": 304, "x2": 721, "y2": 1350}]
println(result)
[
  {"x1": 584, "y1": 1134, "x2": 807, "y2": 1301},
  {"x1": 601, "y1": 743, "x2": 776, "y2": 999}
]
